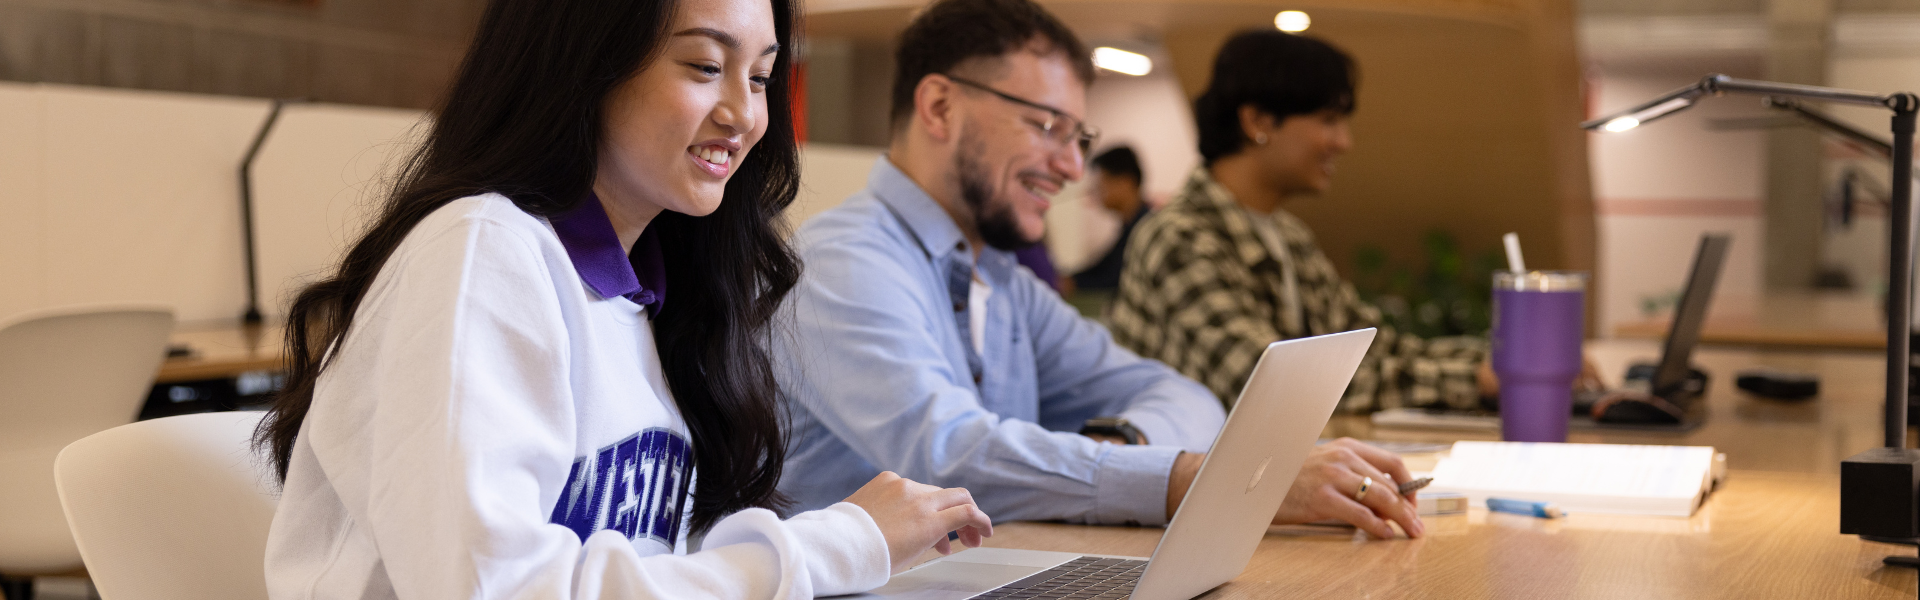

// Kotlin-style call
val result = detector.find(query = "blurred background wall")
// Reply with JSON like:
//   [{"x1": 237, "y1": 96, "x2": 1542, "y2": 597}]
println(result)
[
  {"x1": 4, "y1": 0, "x2": 1920, "y2": 338},
  {"x1": 0, "y1": 0, "x2": 482, "y2": 109}
]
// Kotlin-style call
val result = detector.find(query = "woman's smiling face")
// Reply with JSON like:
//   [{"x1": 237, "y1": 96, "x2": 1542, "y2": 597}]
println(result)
[{"x1": 595, "y1": 0, "x2": 779, "y2": 219}]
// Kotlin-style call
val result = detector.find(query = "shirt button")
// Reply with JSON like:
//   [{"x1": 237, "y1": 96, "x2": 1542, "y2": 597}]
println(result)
[
  {"x1": 953, "y1": 302, "x2": 964, "y2": 312},
  {"x1": 973, "y1": 373, "x2": 983, "y2": 385}
]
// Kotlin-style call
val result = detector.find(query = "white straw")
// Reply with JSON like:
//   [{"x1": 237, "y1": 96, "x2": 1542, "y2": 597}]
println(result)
[{"x1": 1502, "y1": 232, "x2": 1527, "y2": 273}]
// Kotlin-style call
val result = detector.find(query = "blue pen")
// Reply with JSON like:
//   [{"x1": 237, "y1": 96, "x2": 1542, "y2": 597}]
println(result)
[{"x1": 1486, "y1": 497, "x2": 1565, "y2": 519}]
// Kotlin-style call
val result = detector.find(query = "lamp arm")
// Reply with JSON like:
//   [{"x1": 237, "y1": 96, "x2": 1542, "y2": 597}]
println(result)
[
  {"x1": 237, "y1": 97, "x2": 311, "y2": 326},
  {"x1": 1578, "y1": 82, "x2": 1708, "y2": 130},
  {"x1": 237, "y1": 100, "x2": 286, "y2": 326},
  {"x1": 1704, "y1": 74, "x2": 1900, "y2": 109},
  {"x1": 1764, "y1": 97, "x2": 1896, "y2": 159}
]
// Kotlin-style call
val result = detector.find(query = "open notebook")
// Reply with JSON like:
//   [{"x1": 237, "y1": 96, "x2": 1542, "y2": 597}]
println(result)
[{"x1": 1426, "y1": 441, "x2": 1727, "y2": 517}]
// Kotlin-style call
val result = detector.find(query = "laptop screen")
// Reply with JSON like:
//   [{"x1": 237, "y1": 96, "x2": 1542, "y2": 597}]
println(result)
[{"x1": 1653, "y1": 234, "x2": 1732, "y2": 392}]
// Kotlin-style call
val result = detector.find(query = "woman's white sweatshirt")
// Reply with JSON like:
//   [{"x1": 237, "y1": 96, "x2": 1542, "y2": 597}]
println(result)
[{"x1": 264, "y1": 193, "x2": 890, "y2": 599}]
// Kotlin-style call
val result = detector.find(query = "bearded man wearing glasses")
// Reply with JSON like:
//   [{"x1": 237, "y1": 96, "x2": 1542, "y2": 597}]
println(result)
[{"x1": 772, "y1": 0, "x2": 1425, "y2": 540}]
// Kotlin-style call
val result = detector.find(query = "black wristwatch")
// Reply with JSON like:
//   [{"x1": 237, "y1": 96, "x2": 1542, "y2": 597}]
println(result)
[{"x1": 1079, "y1": 417, "x2": 1145, "y2": 445}]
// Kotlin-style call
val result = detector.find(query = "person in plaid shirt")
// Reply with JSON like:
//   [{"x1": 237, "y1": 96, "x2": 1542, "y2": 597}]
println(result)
[{"x1": 1108, "y1": 31, "x2": 1493, "y2": 413}]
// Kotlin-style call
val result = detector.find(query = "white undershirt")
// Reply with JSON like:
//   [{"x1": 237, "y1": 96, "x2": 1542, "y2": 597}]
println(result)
[
  {"x1": 1245, "y1": 208, "x2": 1305, "y2": 334},
  {"x1": 969, "y1": 274, "x2": 992, "y2": 359}
]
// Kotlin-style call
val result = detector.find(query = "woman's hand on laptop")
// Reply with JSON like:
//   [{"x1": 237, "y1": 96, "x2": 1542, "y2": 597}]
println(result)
[
  {"x1": 1271, "y1": 438, "x2": 1425, "y2": 539},
  {"x1": 843, "y1": 471, "x2": 995, "y2": 574}
]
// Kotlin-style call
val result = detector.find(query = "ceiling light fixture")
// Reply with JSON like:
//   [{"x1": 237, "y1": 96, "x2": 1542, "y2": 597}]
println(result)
[
  {"x1": 1275, "y1": 11, "x2": 1311, "y2": 33},
  {"x1": 1092, "y1": 47, "x2": 1152, "y2": 76}
]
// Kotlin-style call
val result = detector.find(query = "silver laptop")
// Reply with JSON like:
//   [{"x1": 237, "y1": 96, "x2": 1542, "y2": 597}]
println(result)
[{"x1": 851, "y1": 328, "x2": 1377, "y2": 600}]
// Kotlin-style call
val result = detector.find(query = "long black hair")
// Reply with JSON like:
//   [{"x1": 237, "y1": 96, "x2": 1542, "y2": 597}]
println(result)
[{"x1": 256, "y1": 0, "x2": 802, "y2": 535}]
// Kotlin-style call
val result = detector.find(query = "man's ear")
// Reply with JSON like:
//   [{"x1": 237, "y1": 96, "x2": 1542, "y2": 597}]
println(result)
[
  {"x1": 1237, "y1": 104, "x2": 1276, "y2": 145},
  {"x1": 914, "y1": 74, "x2": 961, "y2": 143}
]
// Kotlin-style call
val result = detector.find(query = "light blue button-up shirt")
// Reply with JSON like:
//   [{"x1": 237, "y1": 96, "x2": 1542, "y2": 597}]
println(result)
[{"x1": 775, "y1": 159, "x2": 1226, "y2": 526}]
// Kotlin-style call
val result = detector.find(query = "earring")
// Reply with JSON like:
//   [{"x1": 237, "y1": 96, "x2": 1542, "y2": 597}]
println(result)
[{"x1": 1254, "y1": 132, "x2": 1269, "y2": 145}]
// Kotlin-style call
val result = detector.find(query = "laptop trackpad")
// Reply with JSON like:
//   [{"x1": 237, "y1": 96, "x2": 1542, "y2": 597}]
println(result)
[{"x1": 847, "y1": 561, "x2": 1043, "y2": 599}]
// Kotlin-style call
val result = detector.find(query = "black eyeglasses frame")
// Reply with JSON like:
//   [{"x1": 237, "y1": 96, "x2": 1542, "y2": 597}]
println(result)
[{"x1": 942, "y1": 74, "x2": 1100, "y2": 156}]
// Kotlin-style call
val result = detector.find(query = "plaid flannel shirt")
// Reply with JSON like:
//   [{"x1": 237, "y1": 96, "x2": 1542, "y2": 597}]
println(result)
[{"x1": 1108, "y1": 168, "x2": 1486, "y2": 412}]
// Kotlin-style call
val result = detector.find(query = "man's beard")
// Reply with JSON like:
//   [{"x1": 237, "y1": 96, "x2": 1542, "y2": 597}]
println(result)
[{"x1": 955, "y1": 132, "x2": 1037, "y2": 251}]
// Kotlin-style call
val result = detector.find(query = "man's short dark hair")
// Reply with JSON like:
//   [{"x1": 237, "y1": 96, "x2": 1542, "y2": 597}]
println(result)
[
  {"x1": 1193, "y1": 31, "x2": 1355, "y2": 165},
  {"x1": 1091, "y1": 146, "x2": 1143, "y2": 185},
  {"x1": 890, "y1": 0, "x2": 1095, "y2": 132}
]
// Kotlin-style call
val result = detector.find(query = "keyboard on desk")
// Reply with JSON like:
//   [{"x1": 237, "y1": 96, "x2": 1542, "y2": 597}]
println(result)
[{"x1": 972, "y1": 556, "x2": 1147, "y2": 599}]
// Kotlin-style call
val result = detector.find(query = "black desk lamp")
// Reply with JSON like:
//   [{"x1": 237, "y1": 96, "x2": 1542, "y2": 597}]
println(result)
[
  {"x1": 1583, "y1": 74, "x2": 1920, "y2": 567},
  {"x1": 1762, "y1": 97, "x2": 1897, "y2": 159},
  {"x1": 237, "y1": 99, "x2": 308, "y2": 326}
]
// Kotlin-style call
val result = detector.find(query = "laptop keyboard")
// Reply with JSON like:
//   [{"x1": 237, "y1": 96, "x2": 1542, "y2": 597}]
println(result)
[{"x1": 971, "y1": 556, "x2": 1147, "y2": 600}]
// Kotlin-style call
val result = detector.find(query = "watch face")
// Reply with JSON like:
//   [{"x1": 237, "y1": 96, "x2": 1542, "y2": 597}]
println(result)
[{"x1": 1081, "y1": 417, "x2": 1141, "y2": 444}]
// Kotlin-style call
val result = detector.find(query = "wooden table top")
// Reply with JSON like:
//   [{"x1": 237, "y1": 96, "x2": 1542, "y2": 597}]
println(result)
[
  {"x1": 158, "y1": 324, "x2": 284, "y2": 384},
  {"x1": 1612, "y1": 291, "x2": 1887, "y2": 350},
  {"x1": 964, "y1": 339, "x2": 1919, "y2": 598},
  {"x1": 1340, "y1": 338, "x2": 1913, "y2": 475},
  {"x1": 1613, "y1": 319, "x2": 1886, "y2": 350},
  {"x1": 977, "y1": 470, "x2": 1915, "y2": 598}
]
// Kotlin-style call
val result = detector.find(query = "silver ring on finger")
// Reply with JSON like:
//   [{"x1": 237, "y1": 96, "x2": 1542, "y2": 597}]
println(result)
[{"x1": 1353, "y1": 476, "x2": 1372, "y2": 502}]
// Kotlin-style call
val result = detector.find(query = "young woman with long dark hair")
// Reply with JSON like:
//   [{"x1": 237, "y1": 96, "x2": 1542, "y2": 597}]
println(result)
[{"x1": 255, "y1": 0, "x2": 990, "y2": 596}]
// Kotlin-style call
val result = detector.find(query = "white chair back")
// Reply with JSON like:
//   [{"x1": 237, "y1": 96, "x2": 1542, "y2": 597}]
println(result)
[
  {"x1": 0, "y1": 306, "x2": 172, "y2": 575},
  {"x1": 0, "y1": 306, "x2": 174, "y2": 453},
  {"x1": 55, "y1": 411, "x2": 278, "y2": 600}
]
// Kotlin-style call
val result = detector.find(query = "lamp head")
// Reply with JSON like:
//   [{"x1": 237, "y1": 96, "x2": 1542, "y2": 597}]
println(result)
[
  {"x1": 1583, "y1": 94, "x2": 1701, "y2": 132},
  {"x1": 1602, "y1": 117, "x2": 1639, "y2": 132}
]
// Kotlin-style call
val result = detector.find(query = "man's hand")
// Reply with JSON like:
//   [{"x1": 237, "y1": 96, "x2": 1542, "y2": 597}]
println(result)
[
  {"x1": 842, "y1": 472, "x2": 994, "y2": 574},
  {"x1": 1165, "y1": 451, "x2": 1204, "y2": 519},
  {"x1": 1576, "y1": 358, "x2": 1605, "y2": 393},
  {"x1": 1270, "y1": 438, "x2": 1424, "y2": 539},
  {"x1": 1477, "y1": 355, "x2": 1606, "y2": 398}
]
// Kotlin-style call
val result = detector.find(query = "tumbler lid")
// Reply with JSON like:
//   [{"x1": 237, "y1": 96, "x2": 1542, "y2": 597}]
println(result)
[{"x1": 1494, "y1": 270, "x2": 1587, "y2": 292}]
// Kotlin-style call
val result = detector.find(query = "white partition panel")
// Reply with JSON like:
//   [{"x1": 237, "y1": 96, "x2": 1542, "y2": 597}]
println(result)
[
  {"x1": 0, "y1": 84, "x2": 46, "y2": 323},
  {"x1": 253, "y1": 105, "x2": 428, "y2": 315},
  {"x1": 0, "y1": 83, "x2": 893, "y2": 325},
  {"x1": 0, "y1": 82, "x2": 427, "y2": 325}
]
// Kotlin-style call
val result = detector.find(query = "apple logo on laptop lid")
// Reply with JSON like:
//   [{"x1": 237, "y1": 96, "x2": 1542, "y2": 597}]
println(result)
[{"x1": 1246, "y1": 456, "x2": 1272, "y2": 493}]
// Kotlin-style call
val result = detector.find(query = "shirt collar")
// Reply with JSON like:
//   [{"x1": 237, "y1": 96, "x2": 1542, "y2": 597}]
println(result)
[
  {"x1": 550, "y1": 194, "x2": 666, "y2": 316},
  {"x1": 1184, "y1": 166, "x2": 1242, "y2": 213},
  {"x1": 869, "y1": 157, "x2": 971, "y2": 261},
  {"x1": 1181, "y1": 166, "x2": 1272, "y2": 268}
]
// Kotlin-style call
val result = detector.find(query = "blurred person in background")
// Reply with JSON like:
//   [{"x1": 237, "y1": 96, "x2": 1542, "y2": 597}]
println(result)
[
  {"x1": 1067, "y1": 146, "x2": 1150, "y2": 295},
  {"x1": 1109, "y1": 30, "x2": 1596, "y2": 413}
]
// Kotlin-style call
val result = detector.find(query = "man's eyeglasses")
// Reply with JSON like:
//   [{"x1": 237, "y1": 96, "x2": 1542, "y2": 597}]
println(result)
[{"x1": 944, "y1": 74, "x2": 1100, "y2": 157}]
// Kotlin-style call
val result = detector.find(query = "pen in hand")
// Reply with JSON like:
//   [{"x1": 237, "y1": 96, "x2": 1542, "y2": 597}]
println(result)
[{"x1": 1397, "y1": 477, "x2": 1432, "y2": 496}]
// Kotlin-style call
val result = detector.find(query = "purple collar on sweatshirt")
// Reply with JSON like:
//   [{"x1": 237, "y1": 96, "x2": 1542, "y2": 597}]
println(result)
[{"x1": 550, "y1": 194, "x2": 666, "y2": 316}]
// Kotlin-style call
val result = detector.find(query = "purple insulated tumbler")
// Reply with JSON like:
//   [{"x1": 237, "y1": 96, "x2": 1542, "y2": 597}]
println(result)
[{"x1": 1491, "y1": 271, "x2": 1586, "y2": 443}]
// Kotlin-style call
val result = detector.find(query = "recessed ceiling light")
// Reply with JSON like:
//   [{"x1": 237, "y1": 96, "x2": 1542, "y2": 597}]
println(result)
[
  {"x1": 1275, "y1": 11, "x2": 1311, "y2": 33},
  {"x1": 1092, "y1": 47, "x2": 1153, "y2": 76}
]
